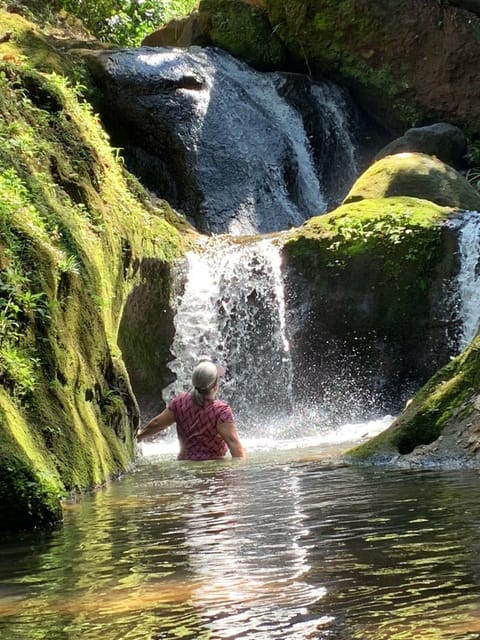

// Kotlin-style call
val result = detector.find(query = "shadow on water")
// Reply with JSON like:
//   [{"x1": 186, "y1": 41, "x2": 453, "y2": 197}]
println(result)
[{"x1": 2, "y1": 437, "x2": 480, "y2": 639}]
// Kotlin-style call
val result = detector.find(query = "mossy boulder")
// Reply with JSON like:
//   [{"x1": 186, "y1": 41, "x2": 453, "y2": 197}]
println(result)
[
  {"x1": 347, "y1": 335, "x2": 480, "y2": 467},
  {"x1": 344, "y1": 152, "x2": 480, "y2": 211},
  {"x1": 282, "y1": 197, "x2": 459, "y2": 421},
  {"x1": 198, "y1": 0, "x2": 287, "y2": 69},
  {"x1": 0, "y1": 9, "x2": 193, "y2": 532}
]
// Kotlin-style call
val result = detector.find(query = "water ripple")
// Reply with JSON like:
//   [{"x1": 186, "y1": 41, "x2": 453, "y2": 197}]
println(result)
[{"x1": 1, "y1": 461, "x2": 480, "y2": 639}]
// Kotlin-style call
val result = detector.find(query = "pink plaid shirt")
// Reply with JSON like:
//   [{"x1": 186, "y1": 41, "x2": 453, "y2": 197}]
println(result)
[{"x1": 168, "y1": 392, "x2": 234, "y2": 460}]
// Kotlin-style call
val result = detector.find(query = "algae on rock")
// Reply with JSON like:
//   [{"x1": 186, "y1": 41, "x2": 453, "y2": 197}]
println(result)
[
  {"x1": 347, "y1": 335, "x2": 480, "y2": 466},
  {"x1": 344, "y1": 152, "x2": 480, "y2": 211},
  {"x1": 282, "y1": 196, "x2": 459, "y2": 420},
  {"x1": 0, "y1": 8, "x2": 190, "y2": 532}
]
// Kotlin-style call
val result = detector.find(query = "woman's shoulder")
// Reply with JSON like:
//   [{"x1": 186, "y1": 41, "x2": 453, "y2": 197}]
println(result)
[{"x1": 212, "y1": 399, "x2": 234, "y2": 418}]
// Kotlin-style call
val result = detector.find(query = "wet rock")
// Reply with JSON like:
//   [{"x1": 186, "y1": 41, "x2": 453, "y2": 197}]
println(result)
[
  {"x1": 344, "y1": 152, "x2": 480, "y2": 210},
  {"x1": 375, "y1": 123, "x2": 468, "y2": 170},
  {"x1": 282, "y1": 197, "x2": 459, "y2": 422},
  {"x1": 87, "y1": 46, "x2": 364, "y2": 234}
]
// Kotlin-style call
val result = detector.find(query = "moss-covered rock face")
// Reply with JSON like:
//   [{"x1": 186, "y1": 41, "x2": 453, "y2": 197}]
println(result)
[
  {"x1": 344, "y1": 153, "x2": 480, "y2": 211},
  {"x1": 282, "y1": 197, "x2": 459, "y2": 420},
  {"x1": 347, "y1": 336, "x2": 480, "y2": 466},
  {"x1": 263, "y1": 0, "x2": 480, "y2": 133},
  {"x1": 198, "y1": 0, "x2": 287, "y2": 69},
  {"x1": 142, "y1": 0, "x2": 287, "y2": 70},
  {"x1": 0, "y1": 8, "x2": 191, "y2": 532},
  {"x1": 118, "y1": 258, "x2": 180, "y2": 421}
]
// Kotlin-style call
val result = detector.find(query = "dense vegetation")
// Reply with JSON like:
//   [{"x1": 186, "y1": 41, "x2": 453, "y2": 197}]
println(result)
[{"x1": 23, "y1": 0, "x2": 198, "y2": 45}]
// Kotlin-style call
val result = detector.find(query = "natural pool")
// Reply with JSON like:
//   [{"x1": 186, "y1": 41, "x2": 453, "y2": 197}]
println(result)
[{"x1": 2, "y1": 430, "x2": 480, "y2": 640}]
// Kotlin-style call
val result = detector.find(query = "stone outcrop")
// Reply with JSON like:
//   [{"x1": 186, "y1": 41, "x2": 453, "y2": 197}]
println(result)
[
  {"x1": 142, "y1": 0, "x2": 287, "y2": 70},
  {"x1": 86, "y1": 46, "x2": 370, "y2": 235},
  {"x1": 344, "y1": 152, "x2": 480, "y2": 210},
  {"x1": 375, "y1": 123, "x2": 468, "y2": 169},
  {"x1": 282, "y1": 197, "x2": 460, "y2": 422},
  {"x1": 167, "y1": 0, "x2": 480, "y2": 135},
  {"x1": 263, "y1": 0, "x2": 480, "y2": 133},
  {"x1": 142, "y1": 12, "x2": 211, "y2": 48},
  {"x1": 347, "y1": 335, "x2": 480, "y2": 468},
  {"x1": 0, "y1": 8, "x2": 190, "y2": 532}
]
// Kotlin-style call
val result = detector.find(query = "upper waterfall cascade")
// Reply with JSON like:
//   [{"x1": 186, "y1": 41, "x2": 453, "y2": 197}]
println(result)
[{"x1": 95, "y1": 46, "x2": 362, "y2": 235}]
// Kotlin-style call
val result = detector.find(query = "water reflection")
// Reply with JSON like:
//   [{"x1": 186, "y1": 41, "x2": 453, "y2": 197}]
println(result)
[{"x1": 1, "y1": 454, "x2": 480, "y2": 639}]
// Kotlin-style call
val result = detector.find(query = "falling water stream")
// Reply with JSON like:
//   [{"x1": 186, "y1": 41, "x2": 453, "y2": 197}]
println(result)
[{"x1": 454, "y1": 211, "x2": 480, "y2": 350}]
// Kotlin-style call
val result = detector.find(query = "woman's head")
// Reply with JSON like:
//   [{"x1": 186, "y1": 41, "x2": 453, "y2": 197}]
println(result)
[{"x1": 191, "y1": 358, "x2": 225, "y2": 406}]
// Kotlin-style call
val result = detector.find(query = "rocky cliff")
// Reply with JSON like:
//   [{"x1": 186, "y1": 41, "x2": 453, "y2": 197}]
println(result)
[{"x1": 147, "y1": 0, "x2": 480, "y2": 136}]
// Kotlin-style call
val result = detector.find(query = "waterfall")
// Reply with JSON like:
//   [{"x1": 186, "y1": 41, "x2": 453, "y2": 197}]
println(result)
[
  {"x1": 163, "y1": 239, "x2": 295, "y2": 429},
  {"x1": 95, "y1": 47, "x2": 364, "y2": 235},
  {"x1": 455, "y1": 211, "x2": 480, "y2": 350}
]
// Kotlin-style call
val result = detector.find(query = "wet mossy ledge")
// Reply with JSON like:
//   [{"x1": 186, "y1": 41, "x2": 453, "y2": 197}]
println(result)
[
  {"x1": 0, "y1": 8, "x2": 194, "y2": 533},
  {"x1": 281, "y1": 196, "x2": 458, "y2": 415},
  {"x1": 283, "y1": 195, "x2": 452, "y2": 304},
  {"x1": 346, "y1": 335, "x2": 480, "y2": 467}
]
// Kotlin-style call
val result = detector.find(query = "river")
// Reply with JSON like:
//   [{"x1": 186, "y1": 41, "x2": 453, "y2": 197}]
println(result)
[{"x1": 2, "y1": 434, "x2": 480, "y2": 640}]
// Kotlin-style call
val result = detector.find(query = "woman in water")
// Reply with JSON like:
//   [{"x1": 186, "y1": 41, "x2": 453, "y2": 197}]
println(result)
[{"x1": 136, "y1": 358, "x2": 245, "y2": 460}]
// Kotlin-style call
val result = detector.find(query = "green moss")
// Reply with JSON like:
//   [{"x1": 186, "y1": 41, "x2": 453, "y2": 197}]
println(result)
[
  {"x1": 345, "y1": 153, "x2": 480, "y2": 211},
  {"x1": 200, "y1": 0, "x2": 287, "y2": 69},
  {"x1": 0, "y1": 9, "x2": 192, "y2": 531},
  {"x1": 349, "y1": 337, "x2": 480, "y2": 460},
  {"x1": 0, "y1": 391, "x2": 64, "y2": 531},
  {"x1": 265, "y1": 0, "x2": 437, "y2": 128},
  {"x1": 283, "y1": 197, "x2": 451, "y2": 362},
  {"x1": 286, "y1": 196, "x2": 448, "y2": 265}
]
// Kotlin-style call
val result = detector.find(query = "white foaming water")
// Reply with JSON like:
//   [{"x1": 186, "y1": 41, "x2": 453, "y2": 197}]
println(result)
[
  {"x1": 132, "y1": 47, "x2": 360, "y2": 234},
  {"x1": 311, "y1": 83, "x2": 358, "y2": 184},
  {"x1": 163, "y1": 238, "x2": 294, "y2": 425},
  {"x1": 207, "y1": 50, "x2": 326, "y2": 223},
  {"x1": 455, "y1": 211, "x2": 480, "y2": 350},
  {"x1": 157, "y1": 238, "x2": 393, "y2": 453},
  {"x1": 139, "y1": 414, "x2": 394, "y2": 459}
]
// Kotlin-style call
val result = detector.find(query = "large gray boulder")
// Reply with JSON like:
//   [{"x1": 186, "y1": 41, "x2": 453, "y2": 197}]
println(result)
[{"x1": 86, "y1": 46, "x2": 367, "y2": 235}]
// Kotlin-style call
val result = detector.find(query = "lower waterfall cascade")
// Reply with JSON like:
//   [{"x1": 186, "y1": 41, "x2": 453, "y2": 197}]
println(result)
[
  {"x1": 153, "y1": 210, "x2": 480, "y2": 447},
  {"x1": 455, "y1": 211, "x2": 480, "y2": 350}
]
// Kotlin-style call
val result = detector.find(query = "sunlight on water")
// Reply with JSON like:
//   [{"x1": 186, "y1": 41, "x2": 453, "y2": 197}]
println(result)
[
  {"x1": 139, "y1": 415, "x2": 394, "y2": 461},
  {"x1": 2, "y1": 437, "x2": 480, "y2": 640}
]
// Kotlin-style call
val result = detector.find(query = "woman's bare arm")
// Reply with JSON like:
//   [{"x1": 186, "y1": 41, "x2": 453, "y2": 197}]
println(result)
[
  {"x1": 137, "y1": 408, "x2": 175, "y2": 442},
  {"x1": 217, "y1": 421, "x2": 246, "y2": 458}
]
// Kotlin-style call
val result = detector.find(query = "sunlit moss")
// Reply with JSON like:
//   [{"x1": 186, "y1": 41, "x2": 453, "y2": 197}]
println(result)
[
  {"x1": 0, "y1": 7, "x2": 195, "y2": 531},
  {"x1": 348, "y1": 336, "x2": 480, "y2": 460}
]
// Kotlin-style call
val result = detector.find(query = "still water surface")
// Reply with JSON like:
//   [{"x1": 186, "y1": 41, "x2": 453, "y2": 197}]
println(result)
[{"x1": 2, "y1": 435, "x2": 480, "y2": 640}]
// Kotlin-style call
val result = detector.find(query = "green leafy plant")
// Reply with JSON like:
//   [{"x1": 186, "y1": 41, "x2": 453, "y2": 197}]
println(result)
[
  {"x1": 48, "y1": 0, "x2": 199, "y2": 46},
  {"x1": 466, "y1": 168, "x2": 480, "y2": 193}
]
